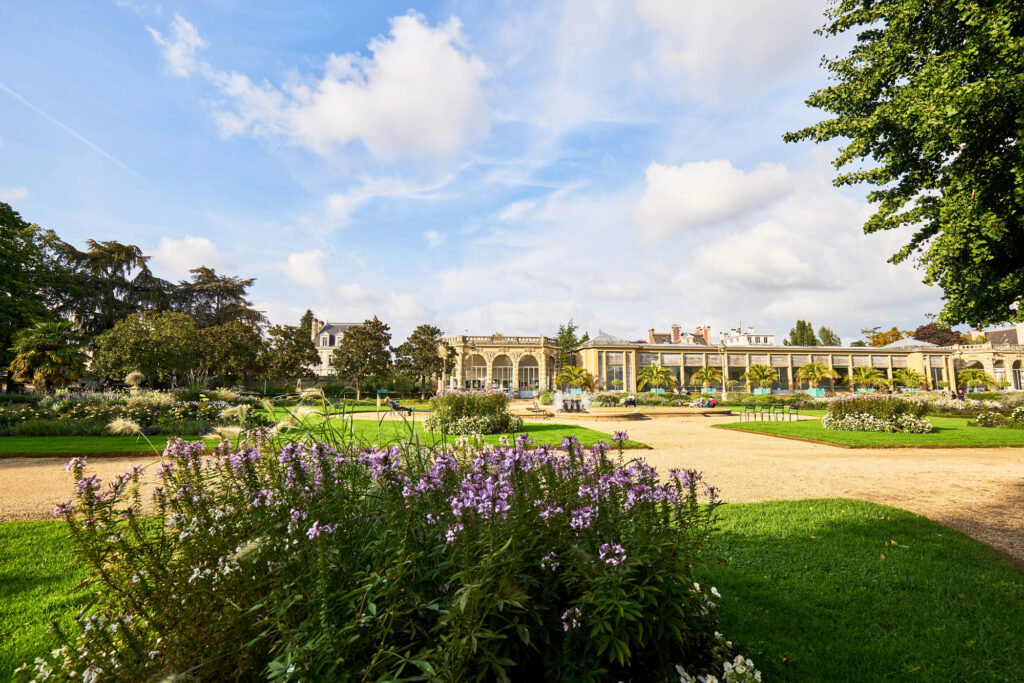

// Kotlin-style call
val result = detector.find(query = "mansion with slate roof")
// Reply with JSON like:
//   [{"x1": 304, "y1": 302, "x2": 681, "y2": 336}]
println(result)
[{"x1": 309, "y1": 315, "x2": 1024, "y2": 397}]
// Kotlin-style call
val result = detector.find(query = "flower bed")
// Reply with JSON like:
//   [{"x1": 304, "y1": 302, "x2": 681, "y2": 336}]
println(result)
[
  {"x1": 424, "y1": 389, "x2": 523, "y2": 435},
  {"x1": 22, "y1": 432, "x2": 760, "y2": 682},
  {"x1": 822, "y1": 412, "x2": 933, "y2": 433},
  {"x1": 973, "y1": 406, "x2": 1024, "y2": 429}
]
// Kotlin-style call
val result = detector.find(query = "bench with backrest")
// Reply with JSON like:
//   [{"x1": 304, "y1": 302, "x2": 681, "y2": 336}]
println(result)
[{"x1": 527, "y1": 401, "x2": 554, "y2": 419}]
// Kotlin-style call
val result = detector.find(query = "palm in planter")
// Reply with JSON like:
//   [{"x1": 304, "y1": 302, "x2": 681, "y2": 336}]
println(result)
[
  {"x1": 691, "y1": 367, "x2": 722, "y2": 390},
  {"x1": 893, "y1": 369, "x2": 930, "y2": 390},
  {"x1": 637, "y1": 363, "x2": 678, "y2": 391},
  {"x1": 848, "y1": 366, "x2": 885, "y2": 391},
  {"x1": 795, "y1": 362, "x2": 839, "y2": 390},
  {"x1": 8, "y1": 321, "x2": 88, "y2": 394},
  {"x1": 957, "y1": 368, "x2": 996, "y2": 391},
  {"x1": 740, "y1": 363, "x2": 777, "y2": 391},
  {"x1": 555, "y1": 365, "x2": 595, "y2": 391}
]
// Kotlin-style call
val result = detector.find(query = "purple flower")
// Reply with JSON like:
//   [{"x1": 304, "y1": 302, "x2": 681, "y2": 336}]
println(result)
[
  {"x1": 599, "y1": 542, "x2": 626, "y2": 566},
  {"x1": 561, "y1": 607, "x2": 581, "y2": 631},
  {"x1": 53, "y1": 501, "x2": 75, "y2": 517},
  {"x1": 540, "y1": 552, "x2": 560, "y2": 571},
  {"x1": 64, "y1": 456, "x2": 87, "y2": 473},
  {"x1": 75, "y1": 475, "x2": 102, "y2": 495},
  {"x1": 611, "y1": 431, "x2": 628, "y2": 444},
  {"x1": 444, "y1": 523, "x2": 463, "y2": 544},
  {"x1": 570, "y1": 506, "x2": 594, "y2": 531},
  {"x1": 306, "y1": 520, "x2": 335, "y2": 540}
]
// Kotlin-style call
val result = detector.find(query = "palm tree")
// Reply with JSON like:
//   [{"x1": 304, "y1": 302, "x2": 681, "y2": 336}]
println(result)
[
  {"x1": 691, "y1": 366, "x2": 722, "y2": 390},
  {"x1": 795, "y1": 362, "x2": 839, "y2": 389},
  {"x1": 741, "y1": 363, "x2": 777, "y2": 390},
  {"x1": 957, "y1": 368, "x2": 996, "y2": 391},
  {"x1": 893, "y1": 368, "x2": 930, "y2": 390},
  {"x1": 848, "y1": 366, "x2": 885, "y2": 391},
  {"x1": 555, "y1": 365, "x2": 595, "y2": 391},
  {"x1": 637, "y1": 363, "x2": 678, "y2": 391},
  {"x1": 8, "y1": 321, "x2": 88, "y2": 393}
]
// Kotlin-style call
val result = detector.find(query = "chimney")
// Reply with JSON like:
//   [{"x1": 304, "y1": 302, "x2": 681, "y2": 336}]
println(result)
[
  {"x1": 311, "y1": 317, "x2": 319, "y2": 340},
  {"x1": 702, "y1": 325, "x2": 711, "y2": 345},
  {"x1": 671, "y1": 324, "x2": 681, "y2": 343},
  {"x1": 1016, "y1": 321, "x2": 1024, "y2": 345},
  {"x1": 648, "y1": 328, "x2": 656, "y2": 343},
  {"x1": 747, "y1": 326, "x2": 754, "y2": 335}
]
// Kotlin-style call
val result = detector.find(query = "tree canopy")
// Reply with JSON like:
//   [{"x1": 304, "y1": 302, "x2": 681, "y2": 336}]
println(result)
[
  {"x1": 783, "y1": 320, "x2": 819, "y2": 346},
  {"x1": 818, "y1": 326, "x2": 842, "y2": 346},
  {"x1": 868, "y1": 326, "x2": 912, "y2": 347},
  {"x1": 912, "y1": 322, "x2": 966, "y2": 346},
  {"x1": 90, "y1": 311, "x2": 204, "y2": 386},
  {"x1": 394, "y1": 324, "x2": 456, "y2": 399},
  {"x1": 786, "y1": 0, "x2": 1024, "y2": 327},
  {"x1": 330, "y1": 318, "x2": 392, "y2": 399},
  {"x1": 177, "y1": 267, "x2": 267, "y2": 329},
  {"x1": 8, "y1": 321, "x2": 88, "y2": 393},
  {"x1": 261, "y1": 324, "x2": 318, "y2": 384},
  {"x1": 556, "y1": 320, "x2": 588, "y2": 368}
]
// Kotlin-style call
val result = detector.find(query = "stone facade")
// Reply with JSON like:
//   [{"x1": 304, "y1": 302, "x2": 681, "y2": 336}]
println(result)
[
  {"x1": 440, "y1": 334, "x2": 561, "y2": 397},
  {"x1": 310, "y1": 317, "x2": 360, "y2": 376}
]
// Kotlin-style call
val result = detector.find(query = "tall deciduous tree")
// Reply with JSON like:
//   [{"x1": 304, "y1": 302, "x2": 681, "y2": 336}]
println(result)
[
  {"x1": 786, "y1": 0, "x2": 1024, "y2": 327},
  {"x1": 90, "y1": 311, "x2": 202, "y2": 386},
  {"x1": 394, "y1": 324, "x2": 456, "y2": 399},
  {"x1": 8, "y1": 321, "x2": 88, "y2": 393},
  {"x1": 783, "y1": 320, "x2": 819, "y2": 346},
  {"x1": 818, "y1": 326, "x2": 842, "y2": 346},
  {"x1": 555, "y1": 320, "x2": 586, "y2": 369},
  {"x1": 331, "y1": 318, "x2": 392, "y2": 400},
  {"x1": 199, "y1": 321, "x2": 265, "y2": 385},
  {"x1": 0, "y1": 203, "x2": 61, "y2": 368},
  {"x1": 912, "y1": 322, "x2": 966, "y2": 346},
  {"x1": 261, "y1": 324, "x2": 318, "y2": 386},
  {"x1": 868, "y1": 326, "x2": 911, "y2": 347}
]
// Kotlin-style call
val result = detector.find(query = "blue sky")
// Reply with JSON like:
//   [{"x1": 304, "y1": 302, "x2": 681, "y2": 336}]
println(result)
[{"x1": 0, "y1": 0, "x2": 948, "y2": 343}]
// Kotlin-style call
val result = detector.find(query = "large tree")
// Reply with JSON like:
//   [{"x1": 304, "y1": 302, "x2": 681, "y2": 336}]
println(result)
[
  {"x1": 786, "y1": 0, "x2": 1024, "y2": 327},
  {"x1": 868, "y1": 326, "x2": 911, "y2": 347},
  {"x1": 8, "y1": 321, "x2": 88, "y2": 393},
  {"x1": 636, "y1": 363, "x2": 677, "y2": 392},
  {"x1": 394, "y1": 324, "x2": 456, "y2": 399},
  {"x1": 555, "y1": 320, "x2": 588, "y2": 369},
  {"x1": 783, "y1": 320, "x2": 818, "y2": 346},
  {"x1": 330, "y1": 318, "x2": 392, "y2": 400},
  {"x1": 261, "y1": 324, "x2": 318, "y2": 385},
  {"x1": 0, "y1": 203, "x2": 61, "y2": 368},
  {"x1": 199, "y1": 321, "x2": 265, "y2": 385},
  {"x1": 90, "y1": 311, "x2": 203, "y2": 386},
  {"x1": 912, "y1": 322, "x2": 967, "y2": 346},
  {"x1": 817, "y1": 326, "x2": 842, "y2": 346},
  {"x1": 176, "y1": 267, "x2": 268, "y2": 329}
]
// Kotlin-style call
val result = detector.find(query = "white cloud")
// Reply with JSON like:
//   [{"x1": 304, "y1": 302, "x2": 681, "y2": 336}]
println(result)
[
  {"x1": 150, "y1": 235, "x2": 235, "y2": 278},
  {"x1": 586, "y1": 282, "x2": 647, "y2": 301},
  {"x1": 691, "y1": 221, "x2": 817, "y2": 290},
  {"x1": 634, "y1": 0, "x2": 828, "y2": 100},
  {"x1": 151, "y1": 13, "x2": 490, "y2": 161},
  {"x1": 497, "y1": 199, "x2": 537, "y2": 222},
  {"x1": 425, "y1": 230, "x2": 445, "y2": 249},
  {"x1": 634, "y1": 160, "x2": 791, "y2": 237},
  {"x1": 321, "y1": 174, "x2": 454, "y2": 230},
  {"x1": 283, "y1": 249, "x2": 330, "y2": 291},
  {"x1": 0, "y1": 187, "x2": 28, "y2": 202},
  {"x1": 147, "y1": 14, "x2": 205, "y2": 78}
]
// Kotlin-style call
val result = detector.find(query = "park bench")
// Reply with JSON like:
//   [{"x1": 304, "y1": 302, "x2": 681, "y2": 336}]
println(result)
[{"x1": 527, "y1": 401, "x2": 554, "y2": 419}]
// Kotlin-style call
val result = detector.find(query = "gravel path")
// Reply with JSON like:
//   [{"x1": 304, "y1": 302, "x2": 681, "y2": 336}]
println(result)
[{"x1": 2, "y1": 415, "x2": 1021, "y2": 568}]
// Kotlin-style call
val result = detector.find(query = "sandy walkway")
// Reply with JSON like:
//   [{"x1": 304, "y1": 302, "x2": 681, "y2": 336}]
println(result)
[{"x1": 2, "y1": 415, "x2": 1022, "y2": 568}]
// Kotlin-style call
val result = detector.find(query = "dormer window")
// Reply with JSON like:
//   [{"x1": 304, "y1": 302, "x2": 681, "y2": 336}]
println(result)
[
  {"x1": 321, "y1": 336, "x2": 329, "y2": 346},
  {"x1": 329, "y1": 334, "x2": 336, "y2": 346}
]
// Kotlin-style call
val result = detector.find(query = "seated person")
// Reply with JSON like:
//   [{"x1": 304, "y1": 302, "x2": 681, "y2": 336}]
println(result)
[
  {"x1": 388, "y1": 398, "x2": 413, "y2": 415},
  {"x1": 708, "y1": 398, "x2": 718, "y2": 408}
]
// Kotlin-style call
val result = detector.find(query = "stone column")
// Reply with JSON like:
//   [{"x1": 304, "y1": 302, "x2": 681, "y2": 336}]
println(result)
[
  {"x1": 511, "y1": 357, "x2": 520, "y2": 397},
  {"x1": 541, "y1": 354, "x2": 549, "y2": 391},
  {"x1": 485, "y1": 356, "x2": 493, "y2": 390}
]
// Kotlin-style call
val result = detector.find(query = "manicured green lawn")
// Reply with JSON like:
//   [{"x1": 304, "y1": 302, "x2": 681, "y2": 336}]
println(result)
[
  {"x1": 706, "y1": 499, "x2": 1024, "y2": 681},
  {"x1": 717, "y1": 415, "x2": 1024, "y2": 447},
  {"x1": 4, "y1": 500, "x2": 1020, "y2": 682},
  {"x1": 0, "y1": 521, "x2": 91, "y2": 682},
  {"x1": 0, "y1": 422, "x2": 645, "y2": 454}
]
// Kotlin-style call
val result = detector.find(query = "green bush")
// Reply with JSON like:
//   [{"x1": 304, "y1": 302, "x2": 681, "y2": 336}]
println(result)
[
  {"x1": 827, "y1": 396, "x2": 928, "y2": 421},
  {"x1": 0, "y1": 393, "x2": 40, "y2": 405},
  {"x1": 29, "y1": 433, "x2": 750, "y2": 681},
  {"x1": 425, "y1": 389, "x2": 523, "y2": 434},
  {"x1": 539, "y1": 391, "x2": 555, "y2": 405}
]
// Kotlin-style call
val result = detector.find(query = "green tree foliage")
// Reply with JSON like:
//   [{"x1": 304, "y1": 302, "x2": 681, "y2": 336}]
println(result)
[
  {"x1": 786, "y1": 0, "x2": 1024, "y2": 327},
  {"x1": 636, "y1": 363, "x2": 678, "y2": 391},
  {"x1": 261, "y1": 324, "x2": 318, "y2": 384},
  {"x1": 199, "y1": 321, "x2": 265, "y2": 385},
  {"x1": 554, "y1": 365, "x2": 595, "y2": 391},
  {"x1": 912, "y1": 322, "x2": 967, "y2": 346},
  {"x1": 331, "y1": 318, "x2": 392, "y2": 400},
  {"x1": 818, "y1": 326, "x2": 842, "y2": 346},
  {"x1": 957, "y1": 367, "x2": 996, "y2": 390},
  {"x1": 868, "y1": 326, "x2": 911, "y2": 347},
  {"x1": 783, "y1": 320, "x2": 819, "y2": 346},
  {"x1": 849, "y1": 341, "x2": 867, "y2": 347},
  {"x1": 556, "y1": 320, "x2": 587, "y2": 368},
  {"x1": 795, "y1": 362, "x2": 840, "y2": 389},
  {"x1": 8, "y1": 321, "x2": 88, "y2": 393},
  {"x1": 299, "y1": 309, "x2": 314, "y2": 333},
  {"x1": 894, "y1": 368, "x2": 930, "y2": 389},
  {"x1": 90, "y1": 311, "x2": 203, "y2": 387},
  {"x1": 0, "y1": 203, "x2": 61, "y2": 368},
  {"x1": 741, "y1": 364, "x2": 778, "y2": 389},
  {"x1": 176, "y1": 267, "x2": 268, "y2": 328},
  {"x1": 848, "y1": 366, "x2": 886, "y2": 390},
  {"x1": 691, "y1": 367, "x2": 722, "y2": 389},
  {"x1": 394, "y1": 324, "x2": 456, "y2": 399}
]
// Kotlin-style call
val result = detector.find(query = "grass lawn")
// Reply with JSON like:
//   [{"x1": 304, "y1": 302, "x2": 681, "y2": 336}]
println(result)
[
  {"x1": 0, "y1": 421, "x2": 645, "y2": 455},
  {"x1": 716, "y1": 414, "x2": 1024, "y2": 447},
  {"x1": 706, "y1": 499, "x2": 1024, "y2": 681},
  {"x1": 0, "y1": 521, "x2": 91, "y2": 682},
  {"x1": 3, "y1": 500, "x2": 1020, "y2": 682}
]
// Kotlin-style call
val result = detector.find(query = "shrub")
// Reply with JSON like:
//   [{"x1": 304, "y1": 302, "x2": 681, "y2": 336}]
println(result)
[
  {"x1": 827, "y1": 396, "x2": 928, "y2": 421},
  {"x1": 22, "y1": 433, "x2": 761, "y2": 681},
  {"x1": 539, "y1": 391, "x2": 555, "y2": 405},
  {"x1": 822, "y1": 412, "x2": 933, "y2": 433},
  {"x1": 425, "y1": 389, "x2": 522, "y2": 435},
  {"x1": 0, "y1": 393, "x2": 40, "y2": 406}
]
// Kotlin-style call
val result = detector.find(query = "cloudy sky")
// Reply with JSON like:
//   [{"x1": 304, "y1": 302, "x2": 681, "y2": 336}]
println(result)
[{"x1": 0, "y1": 1, "x2": 947, "y2": 343}]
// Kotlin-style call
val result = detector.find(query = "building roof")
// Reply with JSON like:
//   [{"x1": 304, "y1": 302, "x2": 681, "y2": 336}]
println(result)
[
  {"x1": 985, "y1": 328, "x2": 1018, "y2": 344},
  {"x1": 318, "y1": 322, "x2": 359, "y2": 336},
  {"x1": 880, "y1": 338, "x2": 939, "y2": 350},
  {"x1": 579, "y1": 330, "x2": 634, "y2": 347}
]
